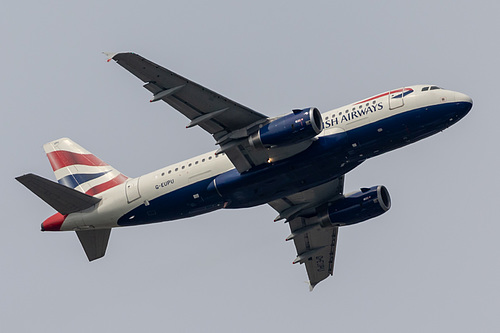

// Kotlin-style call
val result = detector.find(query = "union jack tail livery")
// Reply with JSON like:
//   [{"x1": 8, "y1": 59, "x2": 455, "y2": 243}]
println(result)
[{"x1": 44, "y1": 138, "x2": 128, "y2": 196}]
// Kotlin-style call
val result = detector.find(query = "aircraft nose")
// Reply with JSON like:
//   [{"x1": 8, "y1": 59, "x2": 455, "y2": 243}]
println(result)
[
  {"x1": 453, "y1": 91, "x2": 473, "y2": 118},
  {"x1": 455, "y1": 92, "x2": 473, "y2": 106}
]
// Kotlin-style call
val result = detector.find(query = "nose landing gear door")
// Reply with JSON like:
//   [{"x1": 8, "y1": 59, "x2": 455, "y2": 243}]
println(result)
[
  {"x1": 389, "y1": 87, "x2": 405, "y2": 110},
  {"x1": 125, "y1": 178, "x2": 141, "y2": 203}
]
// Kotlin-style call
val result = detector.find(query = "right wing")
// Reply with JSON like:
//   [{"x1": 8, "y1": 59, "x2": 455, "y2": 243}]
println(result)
[
  {"x1": 288, "y1": 217, "x2": 338, "y2": 291},
  {"x1": 268, "y1": 177, "x2": 344, "y2": 290}
]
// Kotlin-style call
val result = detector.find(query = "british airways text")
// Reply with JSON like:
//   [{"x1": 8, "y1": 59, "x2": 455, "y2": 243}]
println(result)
[{"x1": 324, "y1": 102, "x2": 383, "y2": 128}]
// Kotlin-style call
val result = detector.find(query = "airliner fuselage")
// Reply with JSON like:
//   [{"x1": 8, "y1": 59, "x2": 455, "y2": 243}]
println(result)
[
  {"x1": 18, "y1": 53, "x2": 472, "y2": 288},
  {"x1": 54, "y1": 85, "x2": 471, "y2": 230}
]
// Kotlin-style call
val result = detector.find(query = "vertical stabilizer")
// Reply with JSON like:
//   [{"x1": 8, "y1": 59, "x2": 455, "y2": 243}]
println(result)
[{"x1": 44, "y1": 138, "x2": 128, "y2": 196}]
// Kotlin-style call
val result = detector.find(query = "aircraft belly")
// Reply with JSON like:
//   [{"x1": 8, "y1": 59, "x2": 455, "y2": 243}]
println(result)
[{"x1": 213, "y1": 133, "x2": 352, "y2": 208}]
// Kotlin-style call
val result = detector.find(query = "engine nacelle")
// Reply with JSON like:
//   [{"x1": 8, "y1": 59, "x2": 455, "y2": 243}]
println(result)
[
  {"x1": 318, "y1": 185, "x2": 391, "y2": 227},
  {"x1": 249, "y1": 107, "x2": 323, "y2": 148}
]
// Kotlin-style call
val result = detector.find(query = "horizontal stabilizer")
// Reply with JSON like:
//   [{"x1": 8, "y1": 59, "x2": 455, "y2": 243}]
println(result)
[
  {"x1": 16, "y1": 173, "x2": 101, "y2": 215},
  {"x1": 76, "y1": 229, "x2": 111, "y2": 261}
]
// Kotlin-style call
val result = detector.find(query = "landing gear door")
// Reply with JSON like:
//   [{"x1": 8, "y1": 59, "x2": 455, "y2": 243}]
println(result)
[
  {"x1": 125, "y1": 178, "x2": 141, "y2": 203},
  {"x1": 389, "y1": 87, "x2": 405, "y2": 110}
]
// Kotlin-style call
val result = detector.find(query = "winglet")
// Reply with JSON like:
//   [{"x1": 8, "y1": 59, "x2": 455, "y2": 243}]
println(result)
[{"x1": 103, "y1": 52, "x2": 118, "y2": 62}]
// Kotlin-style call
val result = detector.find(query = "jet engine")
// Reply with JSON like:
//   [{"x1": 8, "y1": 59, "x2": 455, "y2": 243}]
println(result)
[
  {"x1": 249, "y1": 107, "x2": 323, "y2": 148},
  {"x1": 318, "y1": 185, "x2": 391, "y2": 226}
]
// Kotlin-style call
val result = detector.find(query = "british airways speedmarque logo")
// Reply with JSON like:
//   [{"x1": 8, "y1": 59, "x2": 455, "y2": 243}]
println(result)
[{"x1": 390, "y1": 88, "x2": 414, "y2": 99}]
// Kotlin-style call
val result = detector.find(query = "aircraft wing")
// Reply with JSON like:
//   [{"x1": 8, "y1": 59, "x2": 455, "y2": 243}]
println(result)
[
  {"x1": 108, "y1": 52, "x2": 272, "y2": 172},
  {"x1": 268, "y1": 177, "x2": 344, "y2": 290}
]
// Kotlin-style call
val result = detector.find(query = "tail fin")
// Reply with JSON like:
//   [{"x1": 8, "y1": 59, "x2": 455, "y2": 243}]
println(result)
[{"x1": 44, "y1": 138, "x2": 127, "y2": 196}]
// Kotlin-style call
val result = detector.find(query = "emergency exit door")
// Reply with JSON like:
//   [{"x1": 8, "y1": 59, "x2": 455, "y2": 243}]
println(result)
[{"x1": 125, "y1": 178, "x2": 141, "y2": 203}]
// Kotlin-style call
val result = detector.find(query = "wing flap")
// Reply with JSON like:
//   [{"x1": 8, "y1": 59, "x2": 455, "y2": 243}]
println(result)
[{"x1": 269, "y1": 176, "x2": 344, "y2": 220}]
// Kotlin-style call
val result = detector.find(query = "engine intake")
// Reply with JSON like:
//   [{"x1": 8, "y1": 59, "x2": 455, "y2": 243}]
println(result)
[
  {"x1": 249, "y1": 107, "x2": 323, "y2": 148},
  {"x1": 319, "y1": 185, "x2": 391, "y2": 227}
]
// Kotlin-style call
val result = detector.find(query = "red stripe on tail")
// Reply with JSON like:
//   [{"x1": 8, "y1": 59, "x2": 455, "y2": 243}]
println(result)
[{"x1": 47, "y1": 151, "x2": 108, "y2": 171}]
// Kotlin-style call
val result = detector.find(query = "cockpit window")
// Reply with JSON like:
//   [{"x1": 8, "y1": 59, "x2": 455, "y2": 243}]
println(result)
[{"x1": 422, "y1": 86, "x2": 442, "y2": 92}]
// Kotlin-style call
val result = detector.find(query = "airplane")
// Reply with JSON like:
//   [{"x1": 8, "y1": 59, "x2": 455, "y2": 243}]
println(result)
[{"x1": 16, "y1": 52, "x2": 473, "y2": 290}]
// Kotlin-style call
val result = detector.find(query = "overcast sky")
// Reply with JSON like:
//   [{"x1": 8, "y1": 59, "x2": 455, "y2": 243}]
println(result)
[{"x1": 2, "y1": 1, "x2": 499, "y2": 332}]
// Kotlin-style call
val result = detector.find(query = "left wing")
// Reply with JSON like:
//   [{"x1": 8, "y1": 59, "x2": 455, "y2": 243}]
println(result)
[
  {"x1": 108, "y1": 52, "x2": 272, "y2": 172},
  {"x1": 269, "y1": 177, "x2": 344, "y2": 290}
]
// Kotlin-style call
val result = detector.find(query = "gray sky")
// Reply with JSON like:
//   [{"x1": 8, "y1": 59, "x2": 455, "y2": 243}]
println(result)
[{"x1": 2, "y1": 1, "x2": 499, "y2": 332}]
